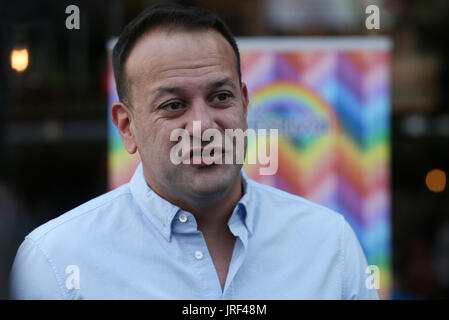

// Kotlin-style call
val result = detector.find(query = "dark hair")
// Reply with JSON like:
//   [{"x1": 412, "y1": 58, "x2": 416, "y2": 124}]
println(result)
[{"x1": 112, "y1": 3, "x2": 241, "y2": 105}]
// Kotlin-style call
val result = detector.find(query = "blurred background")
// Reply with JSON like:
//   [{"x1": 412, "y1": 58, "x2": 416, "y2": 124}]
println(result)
[{"x1": 0, "y1": 0, "x2": 448, "y2": 300}]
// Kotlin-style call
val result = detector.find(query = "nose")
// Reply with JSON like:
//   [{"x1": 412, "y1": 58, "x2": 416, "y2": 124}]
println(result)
[{"x1": 184, "y1": 98, "x2": 216, "y2": 137}]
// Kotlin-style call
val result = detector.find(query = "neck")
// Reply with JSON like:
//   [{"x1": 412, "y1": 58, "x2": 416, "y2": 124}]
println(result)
[
  {"x1": 189, "y1": 174, "x2": 243, "y2": 232},
  {"x1": 145, "y1": 171, "x2": 244, "y2": 232}
]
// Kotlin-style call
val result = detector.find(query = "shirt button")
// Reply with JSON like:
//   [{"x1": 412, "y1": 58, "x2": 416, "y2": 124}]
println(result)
[
  {"x1": 194, "y1": 251, "x2": 203, "y2": 260},
  {"x1": 163, "y1": 228, "x2": 170, "y2": 235},
  {"x1": 178, "y1": 214, "x2": 188, "y2": 223}
]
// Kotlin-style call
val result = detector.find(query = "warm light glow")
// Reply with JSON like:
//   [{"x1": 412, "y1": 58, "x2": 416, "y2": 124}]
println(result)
[
  {"x1": 426, "y1": 169, "x2": 446, "y2": 193},
  {"x1": 10, "y1": 48, "x2": 29, "y2": 72}
]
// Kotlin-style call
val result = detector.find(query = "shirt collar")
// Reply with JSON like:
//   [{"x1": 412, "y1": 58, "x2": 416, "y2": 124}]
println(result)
[{"x1": 130, "y1": 163, "x2": 255, "y2": 241}]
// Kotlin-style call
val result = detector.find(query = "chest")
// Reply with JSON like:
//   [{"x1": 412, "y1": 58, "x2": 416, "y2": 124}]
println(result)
[{"x1": 202, "y1": 231, "x2": 237, "y2": 291}]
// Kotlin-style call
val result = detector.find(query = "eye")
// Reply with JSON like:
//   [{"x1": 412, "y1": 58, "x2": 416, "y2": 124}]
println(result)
[
  {"x1": 161, "y1": 101, "x2": 186, "y2": 112},
  {"x1": 212, "y1": 92, "x2": 232, "y2": 103}
]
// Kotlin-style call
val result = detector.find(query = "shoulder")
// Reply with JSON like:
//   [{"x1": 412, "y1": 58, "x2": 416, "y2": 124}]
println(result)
[
  {"x1": 26, "y1": 183, "x2": 134, "y2": 244},
  {"x1": 247, "y1": 178, "x2": 344, "y2": 225},
  {"x1": 11, "y1": 183, "x2": 137, "y2": 299}
]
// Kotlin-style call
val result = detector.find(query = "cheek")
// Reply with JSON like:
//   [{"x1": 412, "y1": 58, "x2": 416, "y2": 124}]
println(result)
[
  {"x1": 142, "y1": 123, "x2": 177, "y2": 160},
  {"x1": 133, "y1": 118, "x2": 159, "y2": 153},
  {"x1": 223, "y1": 108, "x2": 248, "y2": 129}
]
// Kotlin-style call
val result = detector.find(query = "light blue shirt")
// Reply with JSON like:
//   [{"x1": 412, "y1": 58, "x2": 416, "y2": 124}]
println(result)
[{"x1": 10, "y1": 163, "x2": 378, "y2": 299}]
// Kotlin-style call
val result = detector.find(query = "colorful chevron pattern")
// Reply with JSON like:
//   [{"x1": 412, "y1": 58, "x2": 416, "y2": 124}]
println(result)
[
  {"x1": 240, "y1": 40, "x2": 391, "y2": 299},
  {"x1": 107, "y1": 38, "x2": 392, "y2": 299}
]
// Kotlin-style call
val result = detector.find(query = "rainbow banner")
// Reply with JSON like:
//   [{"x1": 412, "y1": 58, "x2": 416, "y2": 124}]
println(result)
[
  {"x1": 239, "y1": 38, "x2": 391, "y2": 299},
  {"x1": 107, "y1": 37, "x2": 392, "y2": 299}
]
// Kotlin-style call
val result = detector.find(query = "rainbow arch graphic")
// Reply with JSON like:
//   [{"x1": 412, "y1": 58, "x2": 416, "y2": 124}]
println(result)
[{"x1": 244, "y1": 82, "x2": 340, "y2": 209}]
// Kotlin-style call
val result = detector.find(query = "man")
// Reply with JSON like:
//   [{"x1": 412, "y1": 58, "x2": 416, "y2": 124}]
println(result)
[{"x1": 10, "y1": 4, "x2": 379, "y2": 299}]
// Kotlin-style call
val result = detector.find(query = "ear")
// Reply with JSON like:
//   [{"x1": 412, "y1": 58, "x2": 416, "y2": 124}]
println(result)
[{"x1": 111, "y1": 102, "x2": 138, "y2": 154}]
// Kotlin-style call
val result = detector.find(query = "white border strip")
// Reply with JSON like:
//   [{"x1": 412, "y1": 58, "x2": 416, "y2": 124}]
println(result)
[
  {"x1": 107, "y1": 36, "x2": 392, "y2": 52},
  {"x1": 236, "y1": 37, "x2": 392, "y2": 51}
]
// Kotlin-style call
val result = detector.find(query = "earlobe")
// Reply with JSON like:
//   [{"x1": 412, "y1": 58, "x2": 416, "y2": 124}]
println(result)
[{"x1": 111, "y1": 102, "x2": 138, "y2": 154}]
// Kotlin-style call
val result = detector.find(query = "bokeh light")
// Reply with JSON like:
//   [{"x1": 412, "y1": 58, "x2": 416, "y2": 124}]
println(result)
[
  {"x1": 426, "y1": 169, "x2": 447, "y2": 192},
  {"x1": 10, "y1": 48, "x2": 29, "y2": 72}
]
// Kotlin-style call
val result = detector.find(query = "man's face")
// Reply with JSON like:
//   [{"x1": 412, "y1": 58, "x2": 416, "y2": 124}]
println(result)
[{"x1": 123, "y1": 28, "x2": 249, "y2": 201}]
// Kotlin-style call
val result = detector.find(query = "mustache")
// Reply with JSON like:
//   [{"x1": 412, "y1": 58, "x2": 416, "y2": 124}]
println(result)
[
  {"x1": 181, "y1": 144, "x2": 228, "y2": 162},
  {"x1": 169, "y1": 128, "x2": 247, "y2": 164}
]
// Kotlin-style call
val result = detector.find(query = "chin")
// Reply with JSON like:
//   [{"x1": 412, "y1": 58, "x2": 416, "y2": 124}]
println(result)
[{"x1": 188, "y1": 164, "x2": 240, "y2": 196}]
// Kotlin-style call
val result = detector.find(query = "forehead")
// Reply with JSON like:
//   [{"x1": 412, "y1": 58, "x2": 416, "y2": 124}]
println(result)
[{"x1": 125, "y1": 28, "x2": 238, "y2": 91}]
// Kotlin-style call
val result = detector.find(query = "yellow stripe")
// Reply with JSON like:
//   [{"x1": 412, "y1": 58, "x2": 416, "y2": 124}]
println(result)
[{"x1": 251, "y1": 83, "x2": 330, "y2": 118}]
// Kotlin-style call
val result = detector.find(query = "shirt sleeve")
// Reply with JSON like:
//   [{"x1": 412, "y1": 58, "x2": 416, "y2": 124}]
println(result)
[
  {"x1": 10, "y1": 238, "x2": 65, "y2": 300},
  {"x1": 341, "y1": 218, "x2": 380, "y2": 300}
]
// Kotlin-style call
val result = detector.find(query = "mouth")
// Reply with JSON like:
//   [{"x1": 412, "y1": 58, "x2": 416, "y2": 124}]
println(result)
[{"x1": 189, "y1": 147, "x2": 225, "y2": 167}]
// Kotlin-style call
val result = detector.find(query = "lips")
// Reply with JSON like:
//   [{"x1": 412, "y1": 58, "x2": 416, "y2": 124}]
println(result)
[{"x1": 187, "y1": 146, "x2": 225, "y2": 166}]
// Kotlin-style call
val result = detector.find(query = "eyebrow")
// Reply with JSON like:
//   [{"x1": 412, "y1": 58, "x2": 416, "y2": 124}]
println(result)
[
  {"x1": 206, "y1": 77, "x2": 237, "y2": 91},
  {"x1": 149, "y1": 77, "x2": 238, "y2": 107},
  {"x1": 150, "y1": 87, "x2": 186, "y2": 107}
]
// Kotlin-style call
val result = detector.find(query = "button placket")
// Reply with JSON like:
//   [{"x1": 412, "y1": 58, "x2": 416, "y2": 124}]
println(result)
[{"x1": 175, "y1": 217, "x2": 223, "y2": 298}]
